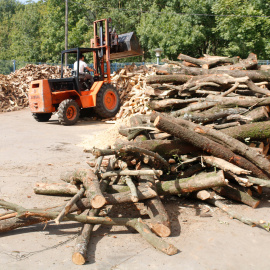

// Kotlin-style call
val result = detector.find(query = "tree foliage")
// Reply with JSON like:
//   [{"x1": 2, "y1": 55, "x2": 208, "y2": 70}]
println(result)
[{"x1": 0, "y1": 0, "x2": 269, "y2": 66}]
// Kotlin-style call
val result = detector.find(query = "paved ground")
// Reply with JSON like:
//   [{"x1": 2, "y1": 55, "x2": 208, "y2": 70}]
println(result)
[{"x1": 1, "y1": 109, "x2": 270, "y2": 270}]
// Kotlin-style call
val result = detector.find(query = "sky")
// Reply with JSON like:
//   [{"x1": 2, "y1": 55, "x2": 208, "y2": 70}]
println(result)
[{"x1": 19, "y1": 0, "x2": 39, "y2": 3}]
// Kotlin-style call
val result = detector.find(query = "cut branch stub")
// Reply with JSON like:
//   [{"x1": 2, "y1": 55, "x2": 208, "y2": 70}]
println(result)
[
  {"x1": 139, "y1": 165, "x2": 171, "y2": 238},
  {"x1": 83, "y1": 170, "x2": 106, "y2": 209}
]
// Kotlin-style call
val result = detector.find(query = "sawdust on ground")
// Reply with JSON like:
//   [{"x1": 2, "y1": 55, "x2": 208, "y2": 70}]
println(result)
[{"x1": 78, "y1": 117, "x2": 131, "y2": 150}]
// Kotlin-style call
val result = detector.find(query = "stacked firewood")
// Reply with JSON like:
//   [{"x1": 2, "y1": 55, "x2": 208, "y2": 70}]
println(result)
[
  {"x1": 111, "y1": 64, "x2": 155, "y2": 118},
  {"x1": 0, "y1": 64, "x2": 71, "y2": 112}
]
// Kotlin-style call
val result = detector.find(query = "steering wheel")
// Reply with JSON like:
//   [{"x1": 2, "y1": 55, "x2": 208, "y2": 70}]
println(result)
[{"x1": 84, "y1": 67, "x2": 90, "y2": 74}]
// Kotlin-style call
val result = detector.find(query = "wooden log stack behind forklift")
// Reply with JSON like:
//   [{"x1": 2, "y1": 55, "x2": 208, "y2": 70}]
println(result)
[{"x1": 28, "y1": 18, "x2": 143, "y2": 125}]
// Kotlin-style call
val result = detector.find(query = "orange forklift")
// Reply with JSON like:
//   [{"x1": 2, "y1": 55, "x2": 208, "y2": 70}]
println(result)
[{"x1": 28, "y1": 18, "x2": 142, "y2": 125}]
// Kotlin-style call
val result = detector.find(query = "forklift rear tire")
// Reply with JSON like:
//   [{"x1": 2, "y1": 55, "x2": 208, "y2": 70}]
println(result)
[
  {"x1": 32, "y1": 113, "x2": 52, "y2": 122},
  {"x1": 58, "y1": 99, "x2": 80, "y2": 125},
  {"x1": 94, "y1": 84, "x2": 120, "y2": 118}
]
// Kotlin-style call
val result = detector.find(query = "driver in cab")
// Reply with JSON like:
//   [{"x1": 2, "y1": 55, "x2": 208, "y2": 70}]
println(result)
[{"x1": 74, "y1": 54, "x2": 94, "y2": 87}]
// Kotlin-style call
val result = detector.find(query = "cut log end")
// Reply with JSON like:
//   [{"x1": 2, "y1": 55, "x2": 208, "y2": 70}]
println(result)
[
  {"x1": 252, "y1": 200, "x2": 261, "y2": 209},
  {"x1": 72, "y1": 252, "x2": 86, "y2": 265},
  {"x1": 151, "y1": 224, "x2": 171, "y2": 238},
  {"x1": 153, "y1": 116, "x2": 161, "y2": 127},
  {"x1": 91, "y1": 195, "x2": 106, "y2": 209},
  {"x1": 162, "y1": 244, "x2": 178, "y2": 256},
  {"x1": 131, "y1": 196, "x2": 139, "y2": 203}
]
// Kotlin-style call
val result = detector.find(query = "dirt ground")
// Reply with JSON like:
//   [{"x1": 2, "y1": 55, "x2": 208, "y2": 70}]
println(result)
[{"x1": 1, "y1": 108, "x2": 270, "y2": 270}]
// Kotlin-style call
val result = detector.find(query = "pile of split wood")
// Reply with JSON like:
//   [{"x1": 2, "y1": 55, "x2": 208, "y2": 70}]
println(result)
[
  {"x1": 1, "y1": 53, "x2": 270, "y2": 265},
  {"x1": 111, "y1": 63, "x2": 155, "y2": 118},
  {"x1": 0, "y1": 64, "x2": 71, "y2": 112}
]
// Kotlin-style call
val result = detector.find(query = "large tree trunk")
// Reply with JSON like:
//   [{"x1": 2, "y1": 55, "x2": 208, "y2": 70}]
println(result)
[
  {"x1": 222, "y1": 121, "x2": 270, "y2": 141},
  {"x1": 149, "y1": 98, "x2": 203, "y2": 111},
  {"x1": 162, "y1": 115, "x2": 270, "y2": 174},
  {"x1": 177, "y1": 54, "x2": 240, "y2": 69},
  {"x1": 153, "y1": 114, "x2": 269, "y2": 179},
  {"x1": 166, "y1": 65, "x2": 270, "y2": 82},
  {"x1": 182, "y1": 107, "x2": 247, "y2": 124},
  {"x1": 146, "y1": 74, "x2": 192, "y2": 84},
  {"x1": 113, "y1": 139, "x2": 199, "y2": 159}
]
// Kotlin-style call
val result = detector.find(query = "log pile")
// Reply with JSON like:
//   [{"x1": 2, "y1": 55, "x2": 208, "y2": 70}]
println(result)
[
  {"x1": 111, "y1": 64, "x2": 155, "y2": 118},
  {"x1": 0, "y1": 64, "x2": 71, "y2": 112},
  {"x1": 1, "y1": 54, "x2": 270, "y2": 265},
  {"x1": 1, "y1": 110, "x2": 270, "y2": 264}
]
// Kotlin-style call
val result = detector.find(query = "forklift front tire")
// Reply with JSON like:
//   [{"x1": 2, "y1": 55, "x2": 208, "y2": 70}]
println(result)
[
  {"x1": 94, "y1": 84, "x2": 120, "y2": 118},
  {"x1": 58, "y1": 99, "x2": 80, "y2": 125}
]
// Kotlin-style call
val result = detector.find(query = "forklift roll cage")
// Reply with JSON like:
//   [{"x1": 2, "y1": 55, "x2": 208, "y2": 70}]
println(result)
[{"x1": 28, "y1": 18, "x2": 142, "y2": 125}]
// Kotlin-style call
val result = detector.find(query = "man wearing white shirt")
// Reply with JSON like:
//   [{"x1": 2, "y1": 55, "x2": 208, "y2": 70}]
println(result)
[{"x1": 74, "y1": 54, "x2": 94, "y2": 88}]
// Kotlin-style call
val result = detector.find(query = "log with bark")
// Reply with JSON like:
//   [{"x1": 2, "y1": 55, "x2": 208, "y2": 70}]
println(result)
[
  {"x1": 2, "y1": 53, "x2": 270, "y2": 266},
  {"x1": 0, "y1": 200, "x2": 178, "y2": 256},
  {"x1": 153, "y1": 114, "x2": 269, "y2": 179}
]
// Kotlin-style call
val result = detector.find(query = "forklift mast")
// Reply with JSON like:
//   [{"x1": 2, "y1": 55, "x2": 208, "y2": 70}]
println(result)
[
  {"x1": 91, "y1": 18, "x2": 143, "y2": 83},
  {"x1": 92, "y1": 18, "x2": 113, "y2": 83}
]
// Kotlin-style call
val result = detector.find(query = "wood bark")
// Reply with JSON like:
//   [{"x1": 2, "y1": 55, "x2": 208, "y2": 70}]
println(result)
[
  {"x1": 123, "y1": 175, "x2": 139, "y2": 202},
  {"x1": 34, "y1": 183, "x2": 157, "y2": 204},
  {"x1": 101, "y1": 169, "x2": 163, "y2": 179},
  {"x1": 0, "y1": 200, "x2": 178, "y2": 256},
  {"x1": 171, "y1": 65, "x2": 270, "y2": 82},
  {"x1": 146, "y1": 74, "x2": 192, "y2": 84},
  {"x1": 113, "y1": 139, "x2": 199, "y2": 159},
  {"x1": 244, "y1": 106, "x2": 269, "y2": 122},
  {"x1": 213, "y1": 122, "x2": 240, "y2": 130},
  {"x1": 1, "y1": 170, "x2": 226, "y2": 234},
  {"x1": 156, "y1": 170, "x2": 226, "y2": 195},
  {"x1": 171, "y1": 101, "x2": 217, "y2": 117},
  {"x1": 92, "y1": 145, "x2": 170, "y2": 169},
  {"x1": 247, "y1": 176, "x2": 270, "y2": 188},
  {"x1": 154, "y1": 115, "x2": 269, "y2": 179},
  {"x1": 145, "y1": 87, "x2": 179, "y2": 98},
  {"x1": 60, "y1": 169, "x2": 88, "y2": 184},
  {"x1": 182, "y1": 107, "x2": 247, "y2": 124},
  {"x1": 205, "y1": 196, "x2": 270, "y2": 231},
  {"x1": 201, "y1": 156, "x2": 251, "y2": 175},
  {"x1": 82, "y1": 170, "x2": 106, "y2": 209},
  {"x1": 34, "y1": 182, "x2": 80, "y2": 196},
  {"x1": 34, "y1": 171, "x2": 227, "y2": 198},
  {"x1": 222, "y1": 121, "x2": 270, "y2": 141},
  {"x1": 211, "y1": 53, "x2": 258, "y2": 71},
  {"x1": 55, "y1": 187, "x2": 85, "y2": 224},
  {"x1": 206, "y1": 95, "x2": 270, "y2": 107},
  {"x1": 177, "y1": 54, "x2": 240, "y2": 69},
  {"x1": 72, "y1": 209, "x2": 98, "y2": 265},
  {"x1": 212, "y1": 185, "x2": 260, "y2": 208},
  {"x1": 149, "y1": 98, "x2": 203, "y2": 111},
  {"x1": 171, "y1": 117, "x2": 270, "y2": 175},
  {"x1": 0, "y1": 216, "x2": 50, "y2": 234},
  {"x1": 139, "y1": 165, "x2": 171, "y2": 238},
  {"x1": 172, "y1": 96, "x2": 270, "y2": 118}
]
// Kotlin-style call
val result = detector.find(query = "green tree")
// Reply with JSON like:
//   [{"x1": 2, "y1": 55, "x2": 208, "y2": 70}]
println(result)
[
  {"x1": 137, "y1": 0, "x2": 218, "y2": 60},
  {"x1": 0, "y1": 0, "x2": 22, "y2": 60},
  {"x1": 212, "y1": 0, "x2": 270, "y2": 58},
  {"x1": 9, "y1": 1, "x2": 43, "y2": 62},
  {"x1": 40, "y1": 0, "x2": 94, "y2": 63}
]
